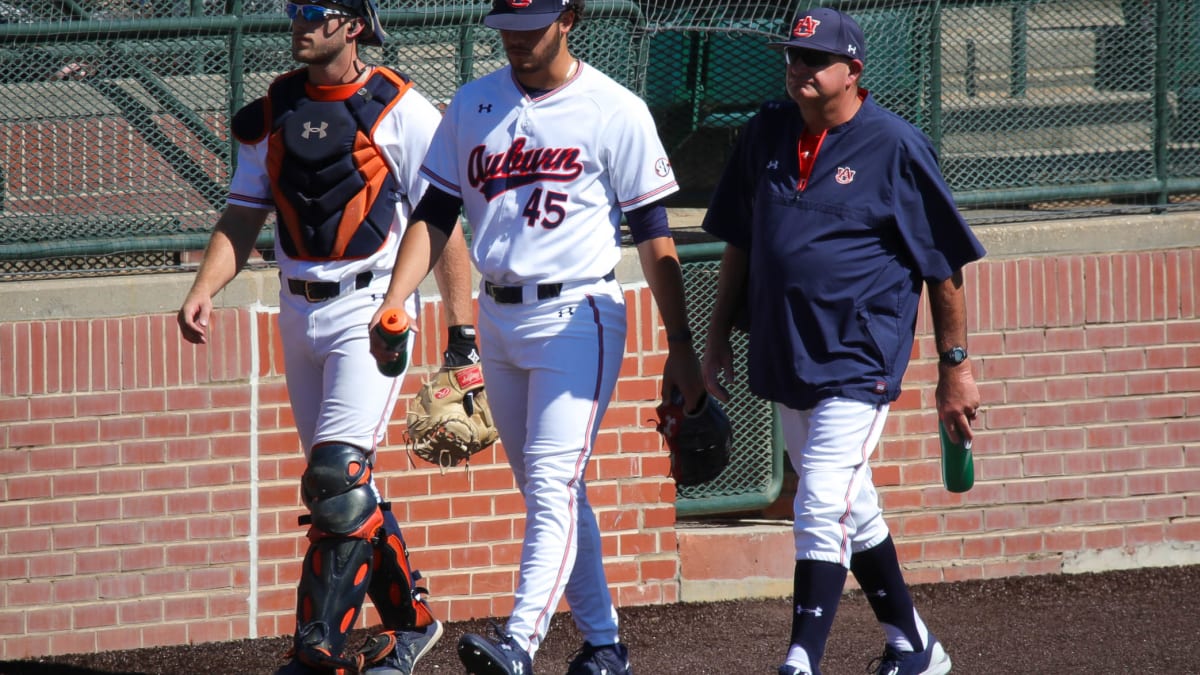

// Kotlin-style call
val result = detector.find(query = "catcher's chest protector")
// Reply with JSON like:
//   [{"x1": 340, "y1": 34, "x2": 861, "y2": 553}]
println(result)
[{"x1": 265, "y1": 68, "x2": 410, "y2": 260}]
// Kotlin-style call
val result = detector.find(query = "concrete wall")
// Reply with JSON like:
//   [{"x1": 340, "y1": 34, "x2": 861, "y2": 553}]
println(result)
[{"x1": 1, "y1": 212, "x2": 1198, "y2": 659}]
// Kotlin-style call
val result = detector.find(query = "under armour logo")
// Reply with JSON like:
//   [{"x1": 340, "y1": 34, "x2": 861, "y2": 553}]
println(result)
[
  {"x1": 301, "y1": 121, "x2": 327, "y2": 139},
  {"x1": 795, "y1": 603, "x2": 823, "y2": 617},
  {"x1": 792, "y1": 15, "x2": 821, "y2": 38},
  {"x1": 767, "y1": 160, "x2": 779, "y2": 170},
  {"x1": 479, "y1": 103, "x2": 493, "y2": 113},
  {"x1": 510, "y1": 660, "x2": 525, "y2": 675}
]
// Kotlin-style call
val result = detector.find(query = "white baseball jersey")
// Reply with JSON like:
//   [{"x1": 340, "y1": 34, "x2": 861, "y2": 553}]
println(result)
[
  {"x1": 227, "y1": 68, "x2": 439, "y2": 454},
  {"x1": 420, "y1": 62, "x2": 678, "y2": 284}
]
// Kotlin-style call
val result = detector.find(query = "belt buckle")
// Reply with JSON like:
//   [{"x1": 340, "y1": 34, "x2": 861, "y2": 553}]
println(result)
[{"x1": 304, "y1": 282, "x2": 325, "y2": 303}]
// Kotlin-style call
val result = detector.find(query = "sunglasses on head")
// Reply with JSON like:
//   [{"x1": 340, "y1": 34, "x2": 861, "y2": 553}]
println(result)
[
  {"x1": 285, "y1": 2, "x2": 352, "y2": 21},
  {"x1": 785, "y1": 48, "x2": 836, "y2": 68}
]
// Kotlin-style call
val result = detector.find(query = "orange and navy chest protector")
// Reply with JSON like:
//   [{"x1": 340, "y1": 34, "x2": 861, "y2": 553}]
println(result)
[{"x1": 232, "y1": 67, "x2": 412, "y2": 260}]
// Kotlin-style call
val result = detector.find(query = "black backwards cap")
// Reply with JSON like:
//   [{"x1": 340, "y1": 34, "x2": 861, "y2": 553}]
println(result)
[{"x1": 335, "y1": 0, "x2": 388, "y2": 46}]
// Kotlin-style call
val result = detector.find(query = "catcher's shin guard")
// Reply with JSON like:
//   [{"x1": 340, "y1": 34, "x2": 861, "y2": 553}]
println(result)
[
  {"x1": 290, "y1": 442, "x2": 384, "y2": 671},
  {"x1": 368, "y1": 507, "x2": 435, "y2": 630}
]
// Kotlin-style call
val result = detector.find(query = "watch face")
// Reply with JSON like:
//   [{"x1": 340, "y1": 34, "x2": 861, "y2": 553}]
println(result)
[{"x1": 942, "y1": 347, "x2": 967, "y2": 364}]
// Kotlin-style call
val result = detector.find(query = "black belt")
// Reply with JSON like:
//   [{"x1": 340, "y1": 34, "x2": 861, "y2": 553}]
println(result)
[
  {"x1": 287, "y1": 271, "x2": 374, "y2": 303},
  {"x1": 484, "y1": 270, "x2": 616, "y2": 304}
]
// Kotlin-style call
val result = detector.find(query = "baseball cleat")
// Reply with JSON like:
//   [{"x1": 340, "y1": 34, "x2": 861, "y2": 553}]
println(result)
[
  {"x1": 777, "y1": 666, "x2": 811, "y2": 675},
  {"x1": 362, "y1": 620, "x2": 444, "y2": 674},
  {"x1": 566, "y1": 641, "x2": 633, "y2": 675},
  {"x1": 457, "y1": 628, "x2": 532, "y2": 675},
  {"x1": 867, "y1": 633, "x2": 952, "y2": 675}
]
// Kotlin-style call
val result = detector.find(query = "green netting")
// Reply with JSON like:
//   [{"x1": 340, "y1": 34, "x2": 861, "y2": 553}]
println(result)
[
  {"x1": 675, "y1": 251, "x2": 784, "y2": 517},
  {"x1": 3, "y1": 0, "x2": 1200, "y2": 279}
]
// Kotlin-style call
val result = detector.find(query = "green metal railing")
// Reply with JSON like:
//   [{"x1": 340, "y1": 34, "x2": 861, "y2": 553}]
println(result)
[{"x1": 675, "y1": 243, "x2": 785, "y2": 517}]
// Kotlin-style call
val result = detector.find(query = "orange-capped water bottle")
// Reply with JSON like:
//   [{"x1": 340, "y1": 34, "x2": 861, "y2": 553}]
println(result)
[
  {"x1": 374, "y1": 309, "x2": 411, "y2": 377},
  {"x1": 939, "y1": 421, "x2": 974, "y2": 493}
]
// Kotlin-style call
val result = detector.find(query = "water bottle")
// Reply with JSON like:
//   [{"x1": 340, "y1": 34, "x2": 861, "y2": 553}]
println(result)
[
  {"x1": 939, "y1": 421, "x2": 975, "y2": 493},
  {"x1": 374, "y1": 308, "x2": 411, "y2": 377}
]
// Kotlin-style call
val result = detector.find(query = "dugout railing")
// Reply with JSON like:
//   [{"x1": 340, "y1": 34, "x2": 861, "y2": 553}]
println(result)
[{"x1": 674, "y1": 242, "x2": 786, "y2": 516}]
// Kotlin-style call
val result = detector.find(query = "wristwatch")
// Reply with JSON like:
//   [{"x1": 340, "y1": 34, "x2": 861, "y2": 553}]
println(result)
[{"x1": 939, "y1": 346, "x2": 968, "y2": 365}]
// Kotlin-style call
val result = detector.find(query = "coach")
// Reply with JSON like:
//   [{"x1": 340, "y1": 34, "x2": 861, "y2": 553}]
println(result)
[{"x1": 700, "y1": 7, "x2": 985, "y2": 675}]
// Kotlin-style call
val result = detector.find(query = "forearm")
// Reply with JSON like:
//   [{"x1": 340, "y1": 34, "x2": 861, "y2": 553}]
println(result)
[
  {"x1": 928, "y1": 269, "x2": 980, "y2": 439},
  {"x1": 707, "y1": 244, "x2": 749, "y2": 340},
  {"x1": 636, "y1": 236, "x2": 691, "y2": 340},
  {"x1": 189, "y1": 206, "x2": 267, "y2": 298},
  {"x1": 431, "y1": 222, "x2": 474, "y2": 325},
  {"x1": 636, "y1": 235, "x2": 705, "y2": 408},
  {"x1": 383, "y1": 219, "x2": 449, "y2": 309},
  {"x1": 927, "y1": 270, "x2": 968, "y2": 352}
]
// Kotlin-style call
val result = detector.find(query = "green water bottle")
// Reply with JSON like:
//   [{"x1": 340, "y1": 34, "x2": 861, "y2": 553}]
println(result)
[
  {"x1": 374, "y1": 308, "x2": 411, "y2": 377},
  {"x1": 939, "y1": 421, "x2": 974, "y2": 493}
]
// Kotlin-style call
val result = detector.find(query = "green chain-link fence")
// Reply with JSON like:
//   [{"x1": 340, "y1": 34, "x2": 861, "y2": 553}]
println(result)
[
  {"x1": 4, "y1": 0, "x2": 1200, "y2": 279},
  {"x1": 674, "y1": 244, "x2": 785, "y2": 517}
]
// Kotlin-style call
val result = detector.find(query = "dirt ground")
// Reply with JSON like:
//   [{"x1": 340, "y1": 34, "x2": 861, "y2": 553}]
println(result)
[{"x1": 2, "y1": 564, "x2": 1196, "y2": 675}]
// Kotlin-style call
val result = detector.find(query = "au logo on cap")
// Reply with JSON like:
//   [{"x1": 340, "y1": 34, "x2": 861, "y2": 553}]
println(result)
[
  {"x1": 508, "y1": 0, "x2": 532, "y2": 7},
  {"x1": 792, "y1": 15, "x2": 821, "y2": 38}
]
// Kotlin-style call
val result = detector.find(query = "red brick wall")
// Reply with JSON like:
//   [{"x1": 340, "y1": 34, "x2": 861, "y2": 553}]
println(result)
[
  {"x1": 882, "y1": 250, "x2": 1200, "y2": 583},
  {"x1": 1, "y1": 248, "x2": 1198, "y2": 659}
]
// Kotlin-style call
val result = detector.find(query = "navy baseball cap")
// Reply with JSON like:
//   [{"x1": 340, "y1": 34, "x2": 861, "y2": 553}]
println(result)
[
  {"x1": 484, "y1": 0, "x2": 571, "y2": 31},
  {"x1": 770, "y1": 7, "x2": 866, "y2": 63},
  {"x1": 334, "y1": 0, "x2": 388, "y2": 46}
]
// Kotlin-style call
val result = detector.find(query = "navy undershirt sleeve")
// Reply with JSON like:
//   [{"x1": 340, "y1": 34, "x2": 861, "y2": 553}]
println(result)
[
  {"x1": 410, "y1": 185, "x2": 463, "y2": 236},
  {"x1": 625, "y1": 203, "x2": 670, "y2": 244}
]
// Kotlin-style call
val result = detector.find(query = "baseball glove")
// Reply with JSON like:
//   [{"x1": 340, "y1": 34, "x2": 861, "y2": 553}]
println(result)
[
  {"x1": 406, "y1": 363, "x2": 499, "y2": 469},
  {"x1": 655, "y1": 390, "x2": 733, "y2": 487}
]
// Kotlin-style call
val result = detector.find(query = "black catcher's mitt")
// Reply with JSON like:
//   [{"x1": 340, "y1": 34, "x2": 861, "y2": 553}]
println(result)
[{"x1": 655, "y1": 390, "x2": 733, "y2": 487}]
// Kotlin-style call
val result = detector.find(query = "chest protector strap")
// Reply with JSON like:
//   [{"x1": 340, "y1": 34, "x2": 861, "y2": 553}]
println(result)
[{"x1": 267, "y1": 69, "x2": 411, "y2": 260}]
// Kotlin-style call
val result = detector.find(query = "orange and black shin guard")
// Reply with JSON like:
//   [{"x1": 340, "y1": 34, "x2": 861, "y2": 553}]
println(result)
[
  {"x1": 291, "y1": 535, "x2": 375, "y2": 670},
  {"x1": 368, "y1": 507, "x2": 435, "y2": 629},
  {"x1": 289, "y1": 441, "x2": 385, "y2": 668}
]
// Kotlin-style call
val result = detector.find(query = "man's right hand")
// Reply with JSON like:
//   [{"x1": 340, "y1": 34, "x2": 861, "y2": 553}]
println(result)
[
  {"x1": 177, "y1": 292, "x2": 213, "y2": 344},
  {"x1": 368, "y1": 303, "x2": 409, "y2": 366}
]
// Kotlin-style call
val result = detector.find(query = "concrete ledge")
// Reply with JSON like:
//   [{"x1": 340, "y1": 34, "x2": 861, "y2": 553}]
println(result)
[
  {"x1": 3, "y1": 209, "x2": 1199, "y2": 322},
  {"x1": 677, "y1": 520, "x2": 795, "y2": 603},
  {"x1": 970, "y1": 210, "x2": 1200, "y2": 258}
]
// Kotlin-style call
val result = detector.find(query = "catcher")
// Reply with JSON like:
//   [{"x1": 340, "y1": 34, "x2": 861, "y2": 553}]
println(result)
[{"x1": 405, "y1": 326, "x2": 499, "y2": 469}]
